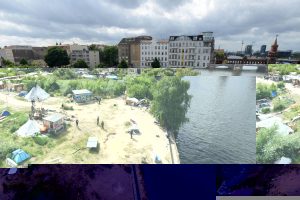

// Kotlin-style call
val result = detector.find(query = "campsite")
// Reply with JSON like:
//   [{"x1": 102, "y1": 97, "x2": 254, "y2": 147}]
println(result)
[{"x1": 0, "y1": 68, "x2": 195, "y2": 166}]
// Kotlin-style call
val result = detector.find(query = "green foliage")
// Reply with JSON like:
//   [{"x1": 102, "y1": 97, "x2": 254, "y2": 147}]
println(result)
[
  {"x1": 150, "y1": 76, "x2": 191, "y2": 132},
  {"x1": 125, "y1": 75, "x2": 155, "y2": 99},
  {"x1": 53, "y1": 68, "x2": 78, "y2": 80},
  {"x1": 151, "y1": 57, "x2": 161, "y2": 68},
  {"x1": 256, "y1": 83, "x2": 275, "y2": 100},
  {"x1": 44, "y1": 47, "x2": 70, "y2": 67},
  {"x1": 0, "y1": 139, "x2": 18, "y2": 160},
  {"x1": 1, "y1": 57, "x2": 14, "y2": 67},
  {"x1": 100, "y1": 46, "x2": 118, "y2": 67},
  {"x1": 277, "y1": 81, "x2": 285, "y2": 90},
  {"x1": 268, "y1": 64, "x2": 300, "y2": 75},
  {"x1": 283, "y1": 104, "x2": 300, "y2": 120},
  {"x1": 272, "y1": 98, "x2": 290, "y2": 112},
  {"x1": 20, "y1": 58, "x2": 28, "y2": 65},
  {"x1": 256, "y1": 126, "x2": 300, "y2": 163},
  {"x1": 118, "y1": 59, "x2": 128, "y2": 68},
  {"x1": 73, "y1": 59, "x2": 89, "y2": 68},
  {"x1": 33, "y1": 136, "x2": 49, "y2": 146},
  {"x1": 261, "y1": 107, "x2": 271, "y2": 114},
  {"x1": 175, "y1": 68, "x2": 200, "y2": 77}
]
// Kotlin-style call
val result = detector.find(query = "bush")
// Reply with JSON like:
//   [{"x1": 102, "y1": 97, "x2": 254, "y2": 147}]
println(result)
[
  {"x1": 256, "y1": 83, "x2": 274, "y2": 100},
  {"x1": 33, "y1": 136, "x2": 48, "y2": 146},
  {"x1": 261, "y1": 107, "x2": 271, "y2": 114},
  {"x1": 0, "y1": 140, "x2": 18, "y2": 160},
  {"x1": 273, "y1": 98, "x2": 289, "y2": 112},
  {"x1": 277, "y1": 81, "x2": 285, "y2": 89},
  {"x1": 10, "y1": 125, "x2": 18, "y2": 133}
]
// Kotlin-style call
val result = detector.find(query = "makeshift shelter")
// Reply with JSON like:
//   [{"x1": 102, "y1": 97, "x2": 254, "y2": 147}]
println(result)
[
  {"x1": 1, "y1": 110, "x2": 10, "y2": 117},
  {"x1": 274, "y1": 157, "x2": 292, "y2": 164},
  {"x1": 16, "y1": 120, "x2": 40, "y2": 137},
  {"x1": 72, "y1": 89, "x2": 93, "y2": 103},
  {"x1": 256, "y1": 116, "x2": 294, "y2": 136},
  {"x1": 10, "y1": 149, "x2": 30, "y2": 165},
  {"x1": 126, "y1": 97, "x2": 139, "y2": 106},
  {"x1": 18, "y1": 91, "x2": 28, "y2": 97},
  {"x1": 25, "y1": 85, "x2": 50, "y2": 102},
  {"x1": 43, "y1": 113, "x2": 65, "y2": 134},
  {"x1": 86, "y1": 137, "x2": 98, "y2": 148},
  {"x1": 106, "y1": 75, "x2": 118, "y2": 80}
]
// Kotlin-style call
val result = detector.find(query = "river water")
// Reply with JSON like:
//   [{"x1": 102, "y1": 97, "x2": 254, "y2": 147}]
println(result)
[
  {"x1": 197, "y1": 68, "x2": 266, "y2": 76},
  {"x1": 177, "y1": 76, "x2": 256, "y2": 164}
]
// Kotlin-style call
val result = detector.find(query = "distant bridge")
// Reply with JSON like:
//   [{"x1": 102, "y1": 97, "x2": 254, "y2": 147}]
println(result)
[{"x1": 208, "y1": 64, "x2": 268, "y2": 73}]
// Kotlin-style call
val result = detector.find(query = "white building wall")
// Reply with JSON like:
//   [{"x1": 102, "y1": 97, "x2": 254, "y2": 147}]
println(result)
[
  {"x1": 168, "y1": 35, "x2": 212, "y2": 68},
  {"x1": 140, "y1": 40, "x2": 169, "y2": 67}
]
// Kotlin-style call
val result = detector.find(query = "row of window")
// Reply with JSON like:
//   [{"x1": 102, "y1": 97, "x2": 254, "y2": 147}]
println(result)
[
  {"x1": 142, "y1": 51, "x2": 168, "y2": 56},
  {"x1": 169, "y1": 61, "x2": 207, "y2": 67},
  {"x1": 169, "y1": 55, "x2": 209, "y2": 60},
  {"x1": 141, "y1": 62, "x2": 168, "y2": 67},
  {"x1": 169, "y1": 42, "x2": 203, "y2": 47},
  {"x1": 141, "y1": 45, "x2": 168, "y2": 50},
  {"x1": 169, "y1": 48, "x2": 210, "y2": 54},
  {"x1": 142, "y1": 57, "x2": 167, "y2": 61}
]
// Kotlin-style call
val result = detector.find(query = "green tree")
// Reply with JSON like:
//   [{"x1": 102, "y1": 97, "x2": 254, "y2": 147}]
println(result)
[
  {"x1": 73, "y1": 59, "x2": 89, "y2": 68},
  {"x1": 20, "y1": 58, "x2": 28, "y2": 65},
  {"x1": 89, "y1": 44, "x2": 98, "y2": 51},
  {"x1": 102, "y1": 46, "x2": 118, "y2": 67},
  {"x1": 151, "y1": 57, "x2": 161, "y2": 68},
  {"x1": 150, "y1": 77, "x2": 191, "y2": 132},
  {"x1": 118, "y1": 59, "x2": 128, "y2": 68},
  {"x1": 1, "y1": 57, "x2": 14, "y2": 67},
  {"x1": 44, "y1": 47, "x2": 70, "y2": 67}
]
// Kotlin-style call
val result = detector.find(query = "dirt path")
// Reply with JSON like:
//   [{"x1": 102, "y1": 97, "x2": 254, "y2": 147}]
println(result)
[{"x1": 0, "y1": 91, "x2": 175, "y2": 164}]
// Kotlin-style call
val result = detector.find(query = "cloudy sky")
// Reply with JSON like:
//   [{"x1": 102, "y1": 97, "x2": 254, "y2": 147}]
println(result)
[{"x1": 0, "y1": 0, "x2": 299, "y2": 51}]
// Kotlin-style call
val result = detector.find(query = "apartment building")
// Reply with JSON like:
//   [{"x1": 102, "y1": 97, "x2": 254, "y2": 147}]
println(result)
[
  {"x1": 69, "y1": 44, "x2": 100, "y2": 68},
  {"x1": 140, "y1": 39, "x2": 169, "y2": 67},
  {"x1": 168, "y1": 32, "x2": 214, "y2": 68},
  {"x1": 0, "y1": 48, "x2": 15, "y2": 63},
  {"x1": 118, "y1": 36, "x2": 152, "y2": 67}
]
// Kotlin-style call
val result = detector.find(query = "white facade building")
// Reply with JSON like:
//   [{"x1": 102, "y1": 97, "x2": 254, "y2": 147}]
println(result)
[
  {"x1": 140, "y1": 39, "x2": 169, "y2": 67},
  {"x1": 168, "y1": 33, "x2": 214, "y2": 68},
  {"x1": 70, "y1": 44, "x2": 100, "y2": 68}
]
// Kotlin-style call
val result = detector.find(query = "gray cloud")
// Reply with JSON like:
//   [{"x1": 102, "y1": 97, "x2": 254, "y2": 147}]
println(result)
[{"x1": 0, "y1": 0, "x2": 299, "y2": 51}]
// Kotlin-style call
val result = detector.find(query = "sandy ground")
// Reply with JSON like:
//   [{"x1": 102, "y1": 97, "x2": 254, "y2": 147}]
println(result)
[{"x1": 0, "y1": 91, "x2": 177, "y2": 164}]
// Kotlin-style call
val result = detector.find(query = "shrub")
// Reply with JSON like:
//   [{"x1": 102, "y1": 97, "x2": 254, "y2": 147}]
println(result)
[
  {"x1": 33, "y1": 136, "x2": 48, "y2": 146},
  {"x1": 261, "y1": 107, "x2": 271, "y2": 114},
  {"x1": 273, "y1": 98, "x2": 289, "y2": 112}
]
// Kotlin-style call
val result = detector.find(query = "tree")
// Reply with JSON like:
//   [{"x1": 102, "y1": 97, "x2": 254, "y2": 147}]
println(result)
[
  {"x1": 73, "y1": 59, "x2": 89, "y2": 68},
  {"x1": 89, "y1": 44, "x2": 97, "y2": 51},
  {"x1": 151, "y1": 57, "x2": 161, "y2": 68},
  {"x1": 118, "y1": 59, "x2": 128, "y2": 68},
  {"x1": 1, "y1": 57, "x2": 14, "y2": 67},
  {"x1": 150, "y1": 77, "x2": 191, "y2": 132},
  {"x1": 102, "y1": 46, "x2": 118, "y2": 67},
  {"x1": 20, "y1": 58, "x2": 28, "y2": 65},
  {"x1": 44, "y1": 47, "x2": 70, "y2": 67}
]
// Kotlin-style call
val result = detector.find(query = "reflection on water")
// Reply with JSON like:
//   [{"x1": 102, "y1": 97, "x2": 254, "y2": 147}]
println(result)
[{"x1": 177, "y1": 76, "x2": 256, "y2": 164}]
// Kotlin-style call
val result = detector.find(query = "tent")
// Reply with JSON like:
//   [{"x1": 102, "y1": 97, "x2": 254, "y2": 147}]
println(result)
[
  {"x1": 274, "y1": 156, "x2": 292, "y2": 164},
  {"x1": 16, "y1": 120, "x2": 40, "y2": 137},
  {"x1": 18, "y1": 91, "x2": 28, "y2": 97},
  {"x1": 25, "y1": 85, "x2": 50, "y2": 102},
  {"x1": 86, "y1": 137, "x2": 98, "y2": 148},
  {"x1": 1, "y1": 110, "x2": 10, "y2": 117},
  {"x1": 11, "y1": 149, "x2": 30, "y2": 164}
]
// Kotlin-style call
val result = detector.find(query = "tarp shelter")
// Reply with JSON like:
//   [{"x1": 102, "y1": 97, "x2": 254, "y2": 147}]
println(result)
[
  {"x1": 1, "y1": 110, "x2": 10, "y2": 117},
  {"x1": 256, "y1": 116, "x2": 294, "y2": 136},
  {"x1": 25, "y1": 85, "x2": 50, "y2": 102},
  {"x1": 86, "y1": 137, "x2": 98, "y2": 148},
  {"x1": 11, "y1": 149, "x2": 30, "y2": 164},
  {"x1": 274, "y1": 156, "x2": 292, "y2": 164},
  {"x1": 106, "y1": 75, "x2": 118, "y2": 80},
  {"x1": 43, "y1": 113, "x2": 64, "y2": 133},
  {"x1": 18, "y1": 91, "x2": 28, "y2": 97},
  {"x1": 16, "y1": 120, "x2": 40, "y2": 137},
  {"x1": 72, "y1": 89, "x2": 93, "y2": 103}
]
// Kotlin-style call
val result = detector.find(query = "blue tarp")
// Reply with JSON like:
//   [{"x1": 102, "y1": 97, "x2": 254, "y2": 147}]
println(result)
[
  {"x1": 18, "y1": 91, "x2": 28, "y2": 97},
  {"x1": 11, "y1": 149, "x2": 30, "y2": 164},
  {"x1": 271, "y1": 91, "x2": 277, "y2": 97},
  {"x1": 1, "y1": 110, "x2": 10, "y2": 117}
]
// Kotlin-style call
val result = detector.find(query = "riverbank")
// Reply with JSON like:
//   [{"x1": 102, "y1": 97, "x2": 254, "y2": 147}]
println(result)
[{"x1": 0, "y1": 91, "x2": 179, "y2": 165}]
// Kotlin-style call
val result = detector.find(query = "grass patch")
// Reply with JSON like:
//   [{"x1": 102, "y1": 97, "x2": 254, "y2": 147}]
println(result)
[
  {"x1": 283, "y1": 104, "x2": 300, "y2": 120},
  {"x1": 272, "y1": 97, "x2": 293, "y2": 112},
  {"x1": 261, "y1": 107, "x2": 271, "y2": 114}
]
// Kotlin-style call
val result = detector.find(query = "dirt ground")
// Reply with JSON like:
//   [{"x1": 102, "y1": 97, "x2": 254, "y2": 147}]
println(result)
[{"x1": 0, "y1": 91, "x2": 175, "y2": 164}]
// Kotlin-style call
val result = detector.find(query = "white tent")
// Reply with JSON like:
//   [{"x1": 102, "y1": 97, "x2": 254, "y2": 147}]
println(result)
[
  {"x1": 274, "y1": 156, "x2": 292, "y2": 164},
  {"x1": 25, "y1": 85, "x2": 50, "y2": 102},
  {"x1": 16, "y1": 120, "x2": 40, "y2": 137}
]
